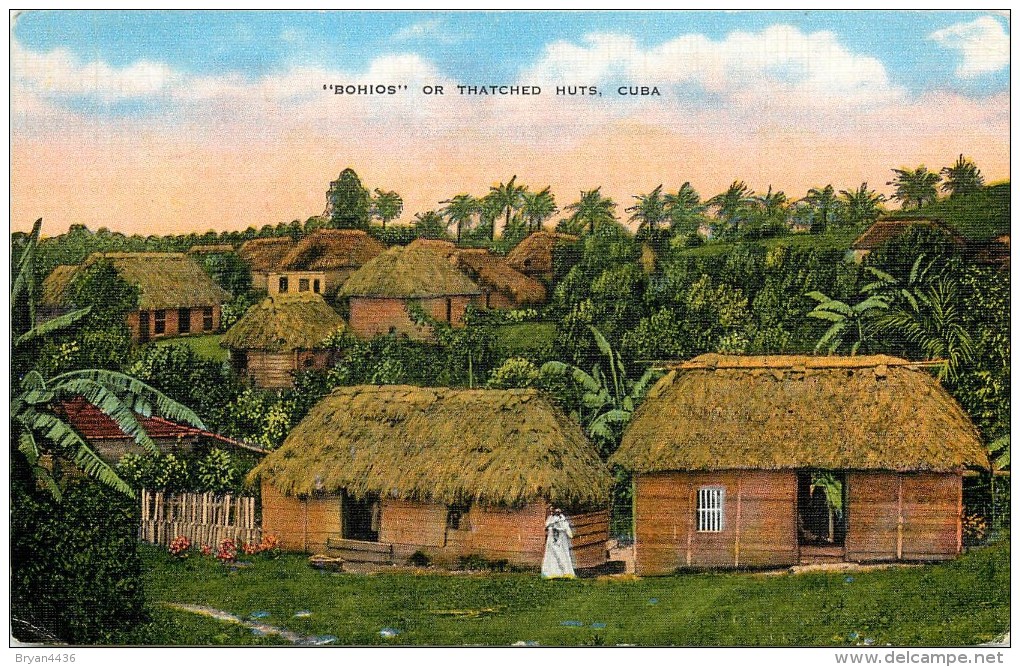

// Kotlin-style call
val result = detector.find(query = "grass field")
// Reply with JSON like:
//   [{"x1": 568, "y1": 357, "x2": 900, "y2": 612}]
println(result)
[
  {"x1": 117, "y1": 536, "x2": 1009, "y2": 646},
  {"x1": 151, "y1": 333, "x2": 228, "y2": 363},
  {"x1": 493, "y1": 322, "x2": 557, "y2": 356}
]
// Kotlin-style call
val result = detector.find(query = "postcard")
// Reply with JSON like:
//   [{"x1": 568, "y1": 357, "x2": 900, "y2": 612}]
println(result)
[{"x1": 8, "y1": 8, "x2": 1010, "y2": 657}]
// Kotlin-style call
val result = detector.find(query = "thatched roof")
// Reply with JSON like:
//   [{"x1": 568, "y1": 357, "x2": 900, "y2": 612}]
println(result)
[
  {"x1": 220, "y1": 293, "x2": 345, "y2": 352},
  {"x1": 40, "y1": 253, "x2": 230, "y2": 309},
  {"x1": 612, "y1": 354, "x2": 987, "y2": 474},
  {"x1": 250, "y1": 385, "x2": 611, "y2": 507},
  {"x1": 278, "y1": 229, "x2": 386, "y2": 271},
  {"x1": 238, "y1": 237, "x2": 296, "y2": 272},
  {"x1": 340, "y1": 244, "x2": 481, "y2": 298},
  {"x1": 41, "y1": 264, "x2": 79, "y2": 306},
  {"x1": 407, "y1": 238, "x2": 457, "y2": 257},
  {"x1": 455, "y1": 249, "x2": 547, "y2": 305},
  {"x1": 852, "y1": 217, "x2": 965, "y2": 250},
  {"x1": 507, "y1": 231, "x2": 579, "y2": 274}
]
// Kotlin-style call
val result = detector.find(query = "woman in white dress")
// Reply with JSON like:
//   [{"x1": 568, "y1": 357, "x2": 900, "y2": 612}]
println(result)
[{"x1": 541, "y1": 507, "x2": 575, "y2": 578}]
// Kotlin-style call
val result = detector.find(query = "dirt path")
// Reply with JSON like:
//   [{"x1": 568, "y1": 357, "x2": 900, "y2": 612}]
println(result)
[{"x1": 163, "y1": 603, "x2": 334, "y2": 645}]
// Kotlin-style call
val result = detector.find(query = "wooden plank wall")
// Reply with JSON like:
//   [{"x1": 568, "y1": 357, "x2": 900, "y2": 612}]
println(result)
[
  {"x1": 634, "y1": 471, "x2": 798, "y2": 575},
  {"x1": 569, "y1": 509, "x2": 611, "y2": 568},
  {"x1": 247, "y1": 351, "x2": 296, "y2": 389},
  {"x1": 261, "y1": 483, "x2": 341, "y2": 552},
  {"x1": 379, "y1": 499, "x2": 446, "y2": 547},
  {"x1": 846, "y1": 472, "x2": 900, "y2": 561}
]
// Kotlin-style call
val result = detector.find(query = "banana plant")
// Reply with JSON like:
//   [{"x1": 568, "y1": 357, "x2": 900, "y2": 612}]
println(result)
[
  {"x1": 542, "y1": 325, "x2": 659, "y2": 450},
  {"x1": 12, "y1": 219, "x2": 203, "y2": 499},
  {"x1": 810, "y1": 472, "x2": 844, "y2": 543}
]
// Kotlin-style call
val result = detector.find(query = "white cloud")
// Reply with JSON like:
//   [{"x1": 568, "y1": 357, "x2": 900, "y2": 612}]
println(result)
[
  {"x1": 524, "y1": 25, "x2": 901, "y2": 112},
  {"x1": 928, "y1": 16, "x2": 1010, "y2": 78},
  {"x1": 392, "y1": 19, "x2": 458, "y2": 44}
]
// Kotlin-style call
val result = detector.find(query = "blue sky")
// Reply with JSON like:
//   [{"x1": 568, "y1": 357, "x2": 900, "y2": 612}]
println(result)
[
  {"x1": 12, "y1": 10, "x2": 1010, "y2": 98},
  {"x1": 11, "y1": 10, "x2": 1010, "y2": 235}
]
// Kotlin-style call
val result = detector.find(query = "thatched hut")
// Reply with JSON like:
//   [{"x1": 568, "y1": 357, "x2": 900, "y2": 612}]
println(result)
[
  {"x1": 238, "y1": 237, "x2": 296, "y2": 290},
  {"x1": 250, "y1": 385, "x2": 612, "y2": 568},
  {"x1": 339, "y1": 244, "x2": 482, "y2": 340},
  {"x1": 455, "y1": 249, "x2": 547, "y2": 309},
  {"x1": 849, "y1": 217, "x2": 964, "y2": 263},
  {"x1": 220, "y1": 293, "x2": 345, "y2": 389},
  {"x1": 506, "y1": 231, "x2": 579, "y2": 283},
  {"x1": 40, "y1": 253, "x2": 230, "y2": 343},
  {"x1": 268, "y1": 229, "x2": 386, "y2": 297},
  {"x1": 611, "y1": 354, "x2": 988, "y2": 574}
]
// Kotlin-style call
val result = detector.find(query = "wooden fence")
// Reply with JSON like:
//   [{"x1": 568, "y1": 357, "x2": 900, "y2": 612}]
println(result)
[{"x1": 139, "y1": 490, "x2": 261, "y2": 548}]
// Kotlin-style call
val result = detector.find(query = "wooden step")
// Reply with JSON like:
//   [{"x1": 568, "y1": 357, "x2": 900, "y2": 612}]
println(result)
[{"x1": 325, "y1": 537, "x2": 395, "y2": 564}]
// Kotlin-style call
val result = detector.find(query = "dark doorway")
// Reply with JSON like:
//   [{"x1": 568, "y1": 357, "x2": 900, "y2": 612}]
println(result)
[
  {"x1": 797, "y1": 471, "x2": 847, "y2": 547},
  {"x1": 138, "y1": 311, "x2": 150, "y2": 343},
  {"x1": 178, "y1": 307, "x2": 191, "y2": 333},
  {"x1": 342, "y1": 491, "x2": 380, "y2": 542}
]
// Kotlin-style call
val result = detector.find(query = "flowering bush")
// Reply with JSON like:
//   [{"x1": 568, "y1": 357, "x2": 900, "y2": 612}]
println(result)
[
  {"x1": 962, "y1": 513, "x2": 988, "y2": 545},
  {"x1": 200, "y1": 544, "x2": 213, "y2": 557},
  {"x1": 216, "y1": 538, "x2": 237, "y2": 563},
  {"x1": 239, "y1": 534, "x2": 281, "y2": 558},
  {"x1": 168, "y1": 535, "x2": 192, "y2": 559}
]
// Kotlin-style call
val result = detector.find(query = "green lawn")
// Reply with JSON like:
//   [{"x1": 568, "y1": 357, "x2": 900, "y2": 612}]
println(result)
[
  {"x1": 679, "y1": 226, "x2": 866, "y2": 259},
  {"x1": 493, "y1": 322, "x2": 558, "y2": 356},
  {"x1": 151, "y1": 334, "x2": 228, "y2": 363},
  {"x1": 119, "y1": 536, "x2": 1009, "y2": 646}
]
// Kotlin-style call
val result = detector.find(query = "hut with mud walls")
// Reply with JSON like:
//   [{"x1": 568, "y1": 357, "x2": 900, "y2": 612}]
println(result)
[
  {"x1": 220, "y1": 293, "x2": 345, "y2": 389},
  {"x1": 339, "y1": 244, "x2": 482, "y2": 340},
  {"x1": 506, "y1": 231, "x2": 579, "y2": 284},
  {"x1": 238, "y1": 237, "x2": 297, "y2": 291},
  {"x1": 270, "y1": 229, "x2": 386, "y2": 298},
  {"x1": 251, "y1": 385, "x2": 612, "y2": 568},
  {"x1": 611, "y1": 354, "x2": 988, "y2": 575}
]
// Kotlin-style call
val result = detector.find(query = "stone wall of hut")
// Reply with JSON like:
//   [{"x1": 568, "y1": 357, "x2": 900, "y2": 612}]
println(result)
[
  {"x1": 633, "y1": 470, "x2": 963, "y2": 575},
  {"x1": 347, "y1": 295, "x2": 475, "y2": 340}
]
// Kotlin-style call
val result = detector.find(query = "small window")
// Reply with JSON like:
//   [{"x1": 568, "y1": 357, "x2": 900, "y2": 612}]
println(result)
[
  {"x1": 697, "y1": 486, "x2": 725, "y2": 532},
  {"x1": 202, "y1": 307, "x2": 214, "y2": 331},
  {"x1": 279, "y1": 276, "x2": 289, "y2": 293},
  {"x1": 178, "y1": 307, "x2": 191, "y2": 333},
  {"x1": 299, "y1": 278, "x2": 310, "y2": 292},
  {"x1": 154, "y1": 309, "x2": 166, "y2": 334},
  {"x1": 445, "y1": 297, "x2": 453, "y2": 323},
  {"x1": 313, "y1": 279, "x2": 321, "y2": 293},
  {"x1": 485, "y1": 292, "x2": 491, "y2": 309},
  {"x1": 447, "y1": 504, "x2": 471, "y2": 531}
]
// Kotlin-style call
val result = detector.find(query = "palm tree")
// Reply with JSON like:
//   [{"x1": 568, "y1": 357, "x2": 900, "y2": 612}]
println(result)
[
  {"x1": 520, "y1": 186, "x2": 557, "y2": 232},
  {"x1": 627, "y1": 184, "x2": 667, "y2": 242},
  {"x1": 706, "y1": 181, "x2": 754, "y2": 237},
  {"x1": 12, "y1": 220, "x2": 203, "y2": 499},
  {"x1": 541, "y1": 326, "x2": 659, "y2": 456},
  {"x1": 564, "y1": 187, "x2": 618, "y2": 234},
  {"x1": 940, "y1": 155, "x2": 985, "y2": 198},
  {"x1": 371, "y1": 189, "x2": 403, "y2": 228},
  {"x1": 801, "y1": 184, "x2": 838, "y2": 234},
  {"x1": 888, "y1": 166, "x2": 941, "y2": 209},
  {"x1": 755, "y1": 185, "x2": 788, "y2": 218},
  {"x1": 877, "y1": 278, "x2": 973, "y2": 382},
  {"x1": 484, "y1": 176, "x2": 527, "y2": 241},
  {"x1": 663, "y1": 182, "x2": 706, "y2": 236},
  {"x1": 838, "y1": 182, "x2": 886, "y2": 226},
  {"x1": 805, "y1": 274, "x2": 892, "y2": 355},
  {"x1": 439, "y1": 194, "x2": 480, "y2": 243}
]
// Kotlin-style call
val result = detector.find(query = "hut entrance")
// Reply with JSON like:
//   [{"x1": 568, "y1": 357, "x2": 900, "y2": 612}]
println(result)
[
  {"x1": 797, "y1": 471, "x2": 847, "y2": 558},
  {"x1": 342, "y1": 491, "x2": 380, "y2": 542}
]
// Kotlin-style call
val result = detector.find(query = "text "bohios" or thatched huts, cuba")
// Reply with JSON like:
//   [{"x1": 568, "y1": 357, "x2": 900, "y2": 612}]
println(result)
[
  {"x1": 611, "y1": 354, "x2": 988, "y2": 575},
  {"x1": 250, "y1": 385, "x2": 612, "y2": 568}
]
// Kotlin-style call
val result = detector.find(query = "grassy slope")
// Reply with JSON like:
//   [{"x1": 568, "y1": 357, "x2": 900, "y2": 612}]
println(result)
[
  {"x1": 151, "y1": 334, "x2": 228, "y2": 363},
  {"x1": 493, "y1": 322, "x2": 557, "y2": 356},
  {"x1": 124, "y1": 537, "x2": 1009, "y2": 646}
]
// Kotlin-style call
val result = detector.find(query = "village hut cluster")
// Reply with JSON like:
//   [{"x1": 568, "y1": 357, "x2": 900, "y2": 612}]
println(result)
[{"x1": 37, "y1": 226, "x2": 990, "y2": 575}]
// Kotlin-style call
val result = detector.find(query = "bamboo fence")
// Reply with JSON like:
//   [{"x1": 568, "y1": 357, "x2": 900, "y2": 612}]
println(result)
[{"x1": 139, "y1": 489, "x2": 261, "y2": 548}]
